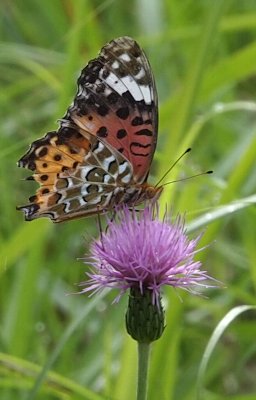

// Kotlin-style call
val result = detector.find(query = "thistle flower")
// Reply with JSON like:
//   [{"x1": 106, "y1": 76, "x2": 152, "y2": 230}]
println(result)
[
  {"x1": 80, "y1": 204, "x2": 216, "y2": 394},
  {"x1": 80, "y1": 204, "x2": 213, "y2": 306}
]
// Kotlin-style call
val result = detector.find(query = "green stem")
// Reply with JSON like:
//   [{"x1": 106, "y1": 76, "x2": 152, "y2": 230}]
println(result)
[{"x1": 137, "y1": 342, "x2": 151, "y2": 400}]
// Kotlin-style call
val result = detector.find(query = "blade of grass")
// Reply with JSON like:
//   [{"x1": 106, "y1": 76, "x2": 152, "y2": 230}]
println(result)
[
  {"x1": 186, "y1": 194, "x2": 256, "y2": 232},
  {"x1": 196, "y1": 305, "x2": 256, "y2": 400},
  {"x1": 0, "y1": 352, "x2": 104, "y2": 400},
  {"x1": 200, "y1": 130, "x2": 256, "y2": 246},
  {"x1": 57, "y1": 0, "x2": 103, "y2": 115},
  {"x1": 26, "y1": 290, "x2": 108, "y2": 400},
  {"x1": 159, "y1": 0, "x2": 231, "y2": 207}
]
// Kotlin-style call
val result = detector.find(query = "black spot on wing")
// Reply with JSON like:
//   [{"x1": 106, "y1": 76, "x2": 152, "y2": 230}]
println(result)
[
  {"x1": 107, "y1": 92, "x2": 119, "y2": 104},
  {"x1": 135, "y1": 129, "x2": 153, "y2": 136},
  {"x1": 116, "y1": 129, "x2": 127, "y2": 139},
  {"x1": 97, "y1": 126, "x2": 108, "y2": 138},
  {"x1": 131, "y1": 116, "x2": 143, "y2": 126},
  {"x1": 116, "y1": 107, "x2": 129, "y2": 119},
  {"x1": 54, "y1": 154, "x2": 62, "y2": 161},
  {"x1": 38, "y1": 147, "x2": 48, "y2": 157},
  {"x1": 42, "y1": 188, "x2": 50, "y2": 194},
  {"x1": 130, "y1": 142, "x2": 151, "y2": 157},
  {"x1": 97, "y1": 105, "x2": 109, "y2": 116}
]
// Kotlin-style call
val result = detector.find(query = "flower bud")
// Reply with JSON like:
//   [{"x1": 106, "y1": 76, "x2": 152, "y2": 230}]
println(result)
[{"x1": 125, "y1": 287, "x2": 165, "y2": 343}]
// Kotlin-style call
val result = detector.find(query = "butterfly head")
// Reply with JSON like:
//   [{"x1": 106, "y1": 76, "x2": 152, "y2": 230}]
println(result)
[{"x1": 141, "y1": 183, "x2": 163, "y2": 202}]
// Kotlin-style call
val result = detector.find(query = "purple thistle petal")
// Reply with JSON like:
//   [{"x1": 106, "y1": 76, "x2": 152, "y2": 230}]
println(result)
[{"x1": 79, "y1": 203, "x2": 216, "y2": 303}]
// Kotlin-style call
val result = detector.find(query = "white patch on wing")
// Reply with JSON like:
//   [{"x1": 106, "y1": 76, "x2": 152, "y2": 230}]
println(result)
[
  {"x1": 101, "y1": 154, "x2": 116, "y2": 171},
  {"x1": 101, "y1": 71, "x2": 127, "y2": 95},
  {"x1": 80, "y1": 166, "x2": 97, "y2": 181},
  {"x1": 121, "y1": 75, "x2": 143, "y2": 101},
  {"x1": 66, "y1": 177, "x2": 75, "y2": 188},
  {"x1": 88, "y1": 195, "x2": 102, "y2": 205},
  {"x1": 81, "y1": 184, "x2": 90, "y2": 196},
  {"x1": 103, "y1": 174, "x2": 113, "y2": 184},
  {"x1": 140, "y1": 85, "x2": 152, "y2": 104},
  {"x1": 77, "y1": 85, "x2": 84, "y2": 96},
  {"x1": 118, "y1": 161, "x2": 129, "y2": 175},
  {"x1": 121, "y1": 173, "x2": 132, "y2": 184},
  {"x1": 79, "y1": 197, "x2": 87, "y2": 206},
  {"x1": 118, "y1": 162, "x2": 132, "y2": 183},
  {"x1": 64, "y1": 202, "x2": 71, "y2": 213},
  {"x1": 103, "y1": 87, "x2": 112, "y2": 96},
  {"x1": 100, "y1": 69, "x2": 151, "y2": 104},
  {"x1": 94, "y1": 141, "x2": 105, "y2": 155},
  {"x1": 134, "y1": 68, "x2": 145, "y2": 80},
  {"x1": 112, "y1": 60, "x2": 120, "y2": 69},
  {"x1": 119, "y1": 53, "x2": 131, "y2": 62}
]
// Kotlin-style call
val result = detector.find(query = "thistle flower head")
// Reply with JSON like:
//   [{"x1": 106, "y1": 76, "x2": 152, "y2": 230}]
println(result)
[{"x1": 80, "y1": 204, "x2": 214, "y2": 306}]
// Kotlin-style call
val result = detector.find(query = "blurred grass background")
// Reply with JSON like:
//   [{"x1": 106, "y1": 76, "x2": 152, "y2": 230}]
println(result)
[{"x1": 1, "y1": 0, "x2": 256, "y2": 399}]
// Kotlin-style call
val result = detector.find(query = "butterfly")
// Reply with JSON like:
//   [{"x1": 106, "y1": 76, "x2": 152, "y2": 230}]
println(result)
[{"x1": 17, "y1": 36, "x2": 162, "y2": 222}]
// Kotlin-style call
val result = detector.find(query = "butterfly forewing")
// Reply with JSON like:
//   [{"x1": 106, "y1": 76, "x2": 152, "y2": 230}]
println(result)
[
  {"x1": 66, "y1": 36, "x2": 158, "y2": 183},
  {"x1": 17, "y1": 37, "x2": 159, "y2": 222}
]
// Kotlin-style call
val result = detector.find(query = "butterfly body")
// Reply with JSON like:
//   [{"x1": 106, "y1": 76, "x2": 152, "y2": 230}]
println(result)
[{"x1": 17, "y1": 36, "x2": 160, "y2": 222}]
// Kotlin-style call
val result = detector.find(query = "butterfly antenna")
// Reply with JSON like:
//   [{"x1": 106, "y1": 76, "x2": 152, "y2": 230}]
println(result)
[
  {"x1": 155, "y1": 148, "x2": 191, "y2": 188},
  {"x1": 161, "y1": 170, "x2": 213, "y2": 187}
]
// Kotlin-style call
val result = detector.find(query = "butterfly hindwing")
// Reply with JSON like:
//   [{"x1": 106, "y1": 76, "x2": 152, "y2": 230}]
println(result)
[{"x1": 17, "y1": 123, "x2": 135, "y2": 222}]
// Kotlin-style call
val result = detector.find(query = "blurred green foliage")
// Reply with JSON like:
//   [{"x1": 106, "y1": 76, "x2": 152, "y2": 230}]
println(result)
[{"x1": 0, "y1": 1, "x2": 256, "y2": 399}]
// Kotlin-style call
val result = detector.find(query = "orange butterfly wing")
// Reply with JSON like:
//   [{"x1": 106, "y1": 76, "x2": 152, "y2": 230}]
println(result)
[{"x1": 17, "y1": 37, "x2": 159, "y2": 222}]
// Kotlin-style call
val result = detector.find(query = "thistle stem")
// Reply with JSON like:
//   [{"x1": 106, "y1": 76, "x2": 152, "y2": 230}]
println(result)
[{"x1": 137, "y1": 342, "x2": 151, "y2": 400}]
